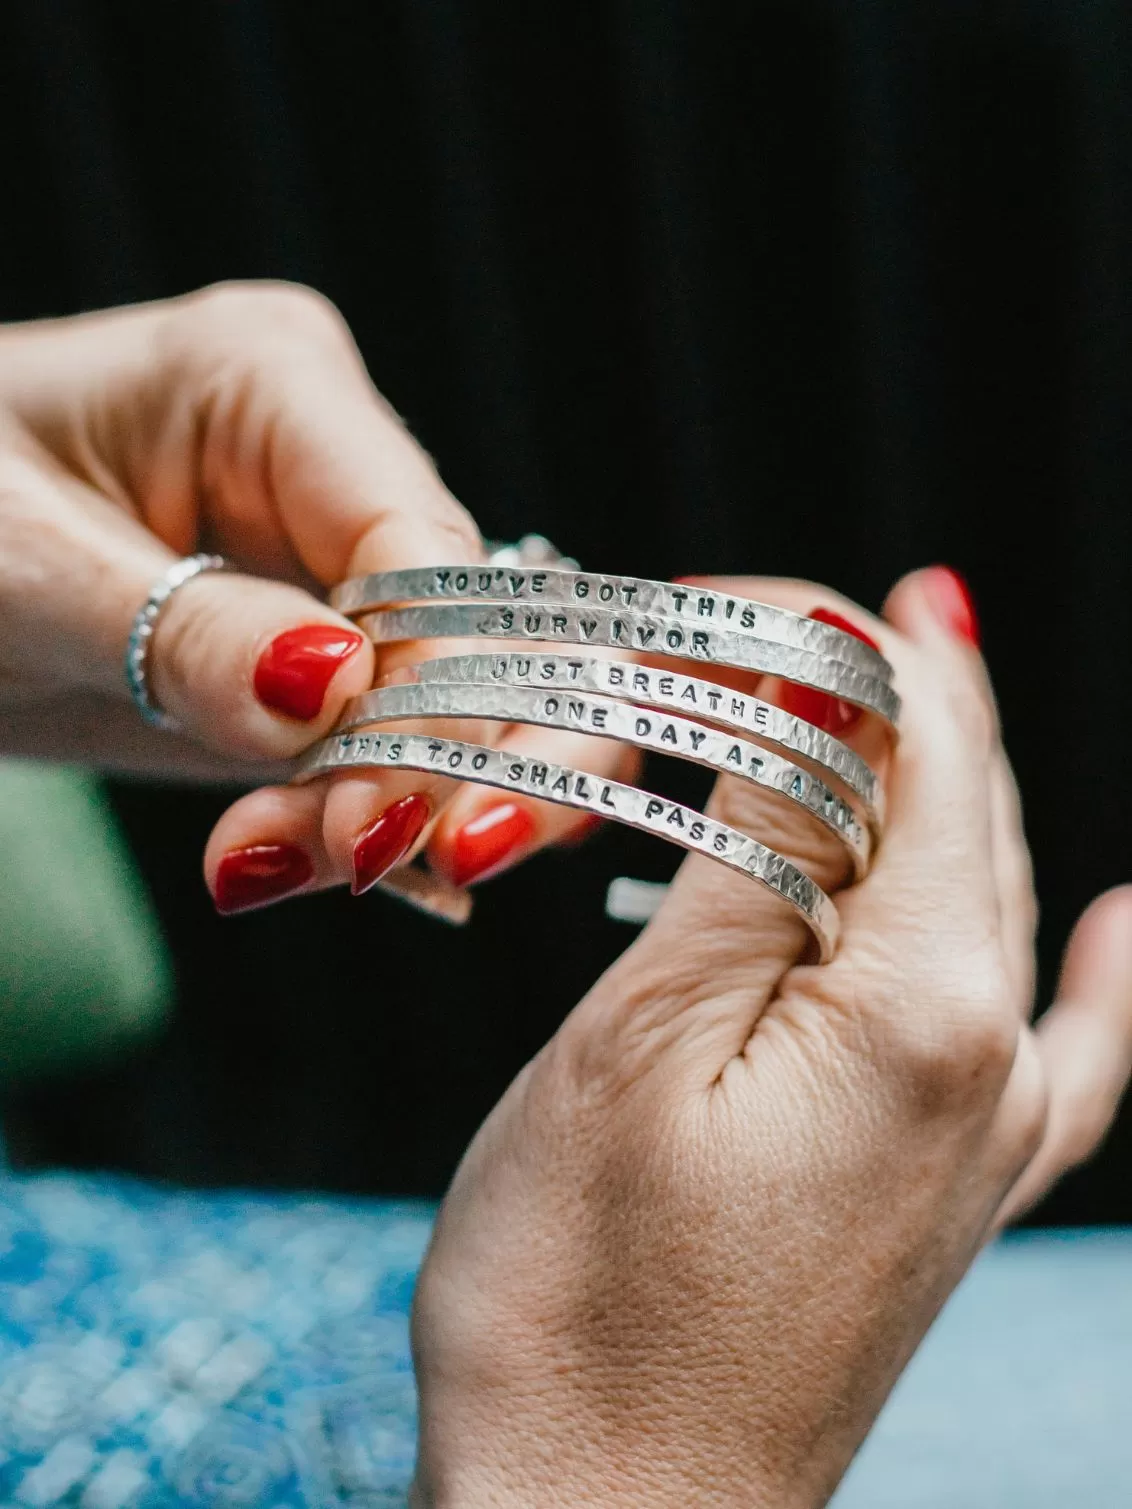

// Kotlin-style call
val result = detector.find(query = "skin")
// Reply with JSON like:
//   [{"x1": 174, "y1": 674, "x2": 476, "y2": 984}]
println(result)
[
  {"x1": 2, "y1": 290, "x2": 1128, "y2": 1498},
  {"x1": 410, "y1": 574, "x2": 1132, "y2": 1507},
  {"x1": 0, "y1": 282, "x2": 637, "y2": 898}
]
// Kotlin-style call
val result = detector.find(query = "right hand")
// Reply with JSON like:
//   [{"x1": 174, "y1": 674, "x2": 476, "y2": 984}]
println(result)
[
  {"x1": 0, "y1": 282, "x2": 636, "y2": 912},
  {"x1": 411, "y1": 568, "x2": 1132, "y2": 1507}
]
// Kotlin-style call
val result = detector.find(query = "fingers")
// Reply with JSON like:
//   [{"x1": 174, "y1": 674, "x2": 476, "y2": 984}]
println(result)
[
  {"x1": 159, "y1": 282, "x2": 497, "y2": 889},
  {"x1": 3, "y1": 285, "x2": 481, "y2": 763},
  {"x1": 890, "y1": 568, "x2": 1039, "y2": 1032},
  {"x1": 148, "y1": 570, "x2": 375, "y2": 757},
  {"x1": 770, "y1": 566, "x2": 1021, "y2": 1111},
  {"x1": 884, "y1": 569, "x2": 1038, "y2": 1014},
  {"x1": 9, "y1": 286, "x2": 619, "y2": 901},
  {"x1": 1, "y1": 287, "x2": 475, "y2": 583},
  {"x1": 840, "y1": 568, "x2": 1000, "y2": 946},
  {"x1": 207, "y1": 718, "x2": 639, "y2": 909},
  {"x1": 424, "y1": 724, "x2": 641, "y2": 888},
  {"x1": 996, "y1": 886, "x2": 1132, "y2": 1227},
  {"x1": 677, "y1": 577, "x2": 893, "y2": 775},
  {"x1": 170, "y1": 284, "x2": 525, "y2": 894},
  {"x1": 320, "y1": 726, "x2": 470, "y2": 896},
  {"x1": 206, "y1": 773, "x2": 477, "y2": 925},
  {"x1": 567, "y1": 579, "x2": 893, "y2": 1066},
  {"x1": 163, "y1": 282, "x2": 482, "y2": 583},
  {"x1": 574, "y1": 565, "x2": 1005, "y2": 1083},
  {"x1": 203, "y1": 783, "x2": 334, "y2": 914},
  {"x1": 0, "y1": 442, "x2": 375, "y2": 762},
  {"x1": 152, "y1": 281, "x2": 487, "y2": 764},
  {"x1": 0, "y1": 446, "x2": 366, "y2": 784},
  {"x1": 0, "y1": 442, "x2": 176, "y2": 699}
]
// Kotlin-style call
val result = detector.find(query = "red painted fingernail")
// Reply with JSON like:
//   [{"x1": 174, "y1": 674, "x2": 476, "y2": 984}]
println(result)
[
  {"x1": 921, "y1": 566, "x2": 981, "y2": 646},
  {"x1": 352, "y1": 794, "x2": 432, "y2": 896},
  {"x1": 776, "y1": 682, "x2": 851, "y2": 735},
  {"x1": 777, "y1": 606, "x2": 880, "y2": 734},
  {"x1": 213, "y1": 844, "x2": 313, "y2": 915},
  {"x1": 254, "y1": 624, "x2": 365, "y2": 721},
  {"x1": 446, "y1": 802, "x2": 536, "y2": 888},
  {"x1": 808, "y1": 606, "x2": 882, "y2": 654}
]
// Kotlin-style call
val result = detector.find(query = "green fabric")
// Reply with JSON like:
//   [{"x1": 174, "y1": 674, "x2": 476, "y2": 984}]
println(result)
[{"x1": 0, "y1": 761, "x2": 172, "y2": 1083}]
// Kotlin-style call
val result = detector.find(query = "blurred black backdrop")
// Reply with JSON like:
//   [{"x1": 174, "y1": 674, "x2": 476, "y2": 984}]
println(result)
[{"x1": 1, "y1": 0, "x2": 1130, "y2": 1223}]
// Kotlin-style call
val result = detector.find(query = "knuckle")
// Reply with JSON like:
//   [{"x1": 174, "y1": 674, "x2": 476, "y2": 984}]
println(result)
[
  {"x1": 933, "y1": 1006, "x2": 1019, "y2": 1103},
  {"x1": 881, "y1": 965, "x2": 1020, "y2": 1116},
  {"x1": 149, "y1": 578, "x2": 279, "y2": 758},
  {"x1": 429, "y1": 507, "x2": 483, "y2": 560},
  {"x1": 182, "y1": 279, "x2": 350, "y2": 350},
  {"x1": 707, "y1": 772, "x2": 853, "y2": 891},
  {"x1": 152, "y1": 573, "x2": 222, "y2": 701}
]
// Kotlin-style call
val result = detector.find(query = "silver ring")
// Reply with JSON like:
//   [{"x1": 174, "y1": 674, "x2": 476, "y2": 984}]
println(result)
[
  {"x1": 411, "y1": 652, "x2": 884, "y2": 829},
  {"x1": 124, "y1": 553, "x2": 228, "y2": 731},
  {"x1": 332, "y1": 565, "x2": 893, "y2": 681},
  {"x1": 356, "y1": 602, "x2": 901, "y2": 725},
  {"x1": 336, "y1": 681, "x2": 870, "y2": 876},
  {"x1": 294, "y1": 729, "x2": 840, "y2": 960}
]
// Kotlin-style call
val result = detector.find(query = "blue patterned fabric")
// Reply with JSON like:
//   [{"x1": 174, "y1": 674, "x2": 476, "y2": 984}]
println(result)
[
  {"x1": 0, "y1": 1176, "x2": 431, "y2": 1506},
  {"x1": 0, "y1": 1174, "x2": 1128, "y2": 1507}
]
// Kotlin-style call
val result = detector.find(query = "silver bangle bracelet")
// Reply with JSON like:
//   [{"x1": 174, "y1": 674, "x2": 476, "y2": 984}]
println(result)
[
  {"x1": 294, "y1": 729, "x2": 840, "y2": 960},
  {"x1": 410, "y1": 652, "x2": 884, "y2": 828},
  {"x1": 332, "y1": 565, "x2": 893, "y2": 683},
  {"x1": 317, "y1": 547, "x2": 899, "y2": 953},
  {"x1": 356, "y1": 602, "x2": 901, "y2": 726},
  {"x1": 335, "y1": 681, "x2": 870, "y2": 876}
]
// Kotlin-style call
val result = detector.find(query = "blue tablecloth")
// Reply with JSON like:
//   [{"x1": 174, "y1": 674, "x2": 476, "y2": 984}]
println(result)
[{"x1": 0, "y1": 1174, "x2": 1127, "y2": 1506}]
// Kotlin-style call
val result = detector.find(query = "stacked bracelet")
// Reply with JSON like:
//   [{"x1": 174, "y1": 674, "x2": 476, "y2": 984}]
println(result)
[
  {"x1": 294, "y1": 730, "x2": 842, "y2": 958},
  {"x1": 330, "y1": 566, "x2": 893, "y2": 682},
  {"x1": 298, "y1": 562, "x2": 900, "y2": 961}
]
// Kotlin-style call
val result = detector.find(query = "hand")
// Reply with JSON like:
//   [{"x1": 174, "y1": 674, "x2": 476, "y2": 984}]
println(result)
[
  {"x1": 0, "y1": 283, "x2": 635, "y2": 912},
  {"x1": 410, "y1": 568, "x2": 1132, "y2": 1508}
]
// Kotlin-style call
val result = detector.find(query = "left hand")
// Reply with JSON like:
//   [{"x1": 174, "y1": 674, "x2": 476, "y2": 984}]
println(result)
[
  {"x1": 0, "y1": 283, "x2": 633, "y2": 910},
  {"x1": 410, "y1": 569, "x2": 1132, "y2": 1508}
]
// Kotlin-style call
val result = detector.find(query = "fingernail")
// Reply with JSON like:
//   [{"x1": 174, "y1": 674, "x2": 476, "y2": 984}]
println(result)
[
  {"x1": 352, "y1": 793, "x2": 432, "y2": 896},
  {"x1": 254, "y1": 625, "x2": 365, "y2": 721},
  {"x1": 921, "y1": 566, "x2": 981, "y2": 646},
  {"x1": 778, "y1": 607, "x2": 880, "y2": 734},
  {"x1": 446, "y1": 802, "x2": 536, "y2": 888},
  {"x1": 809, "y1": 606, "x2": 882, "y2": 654},
  {"x1": 214, "y1": 844, "x2": 313, "y2": 914}
]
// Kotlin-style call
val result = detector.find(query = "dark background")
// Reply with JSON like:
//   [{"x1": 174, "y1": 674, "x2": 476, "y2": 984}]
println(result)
[{"x1": 2, "y1": 0, "x2": 1129, "y2": 1223}]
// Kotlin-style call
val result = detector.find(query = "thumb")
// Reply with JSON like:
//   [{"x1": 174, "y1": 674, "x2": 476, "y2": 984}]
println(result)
[
  {"x1": 0, "y1": 437, "x2": 372, "y2": 760},
  {"x1": 146, "y1": 566, "x2": 374, "y2": 758},
  {"x1": 997, "y1": 885, "x2": 1132, "y2": 1226},
  {"x1": 0, "y1": 433, "x2": 373, "y2": 759}
]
